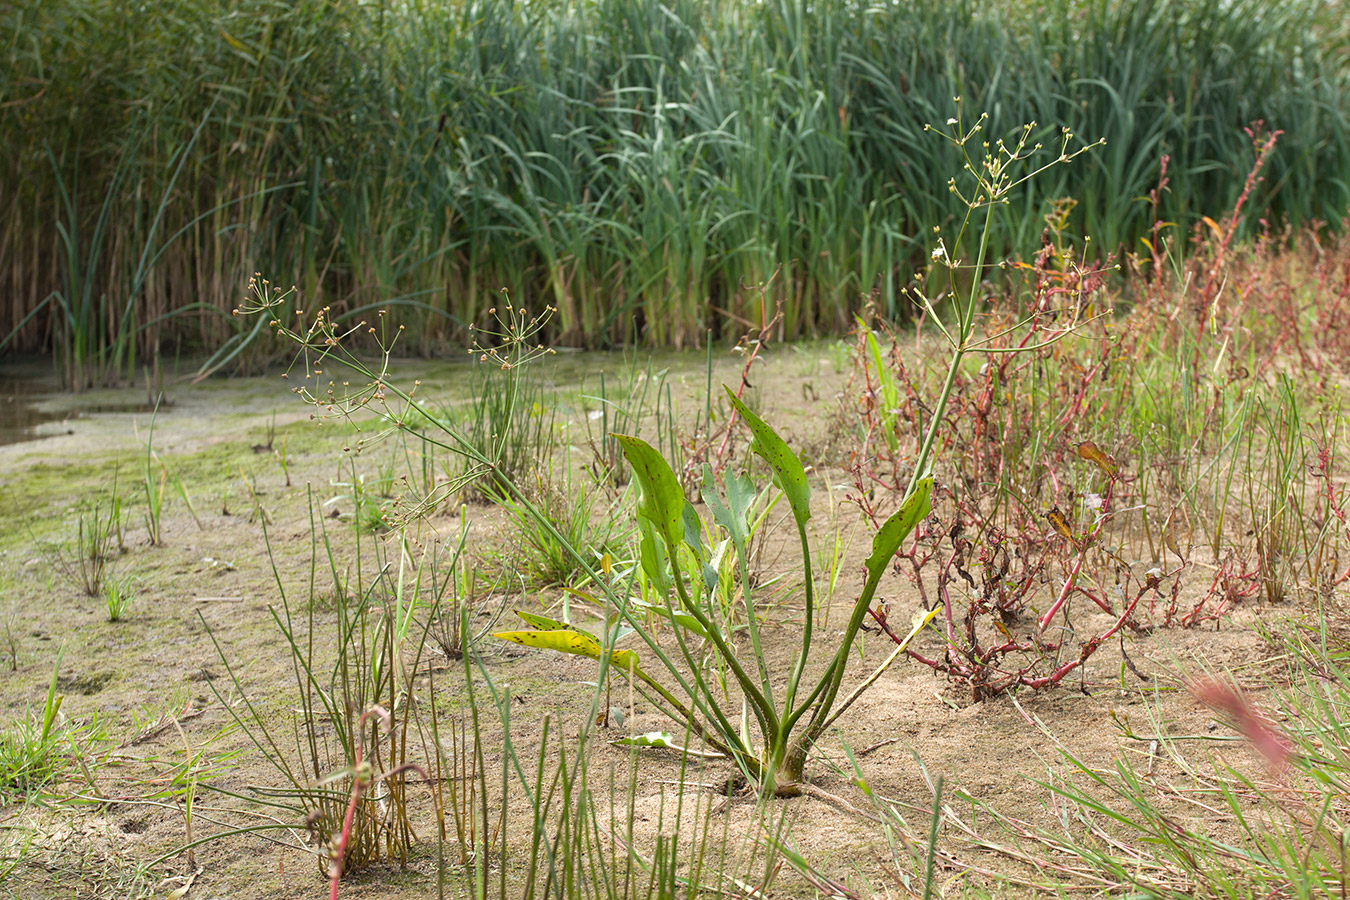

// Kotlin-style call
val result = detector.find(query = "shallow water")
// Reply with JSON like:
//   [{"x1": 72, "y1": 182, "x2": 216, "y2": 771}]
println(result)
[
  {"x1": 0, "y1": 369, "x2": 160, "y2": 446},
  {"x1": 0, "y1": 342, "x2": 842, "y2": 466},
  {"x1": 0, "y1": 377, "x2": 72, "y2": 445}
]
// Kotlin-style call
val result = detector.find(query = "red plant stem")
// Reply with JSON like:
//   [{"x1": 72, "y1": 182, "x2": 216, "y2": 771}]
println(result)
[
  {"x1": 1322, "y1": 446, "x2": 1350, "y2": 585},
  {"x1": 880, "y1": 570, "x2": 1155, "y2": 695},
  {"x1": 1037, "y1": 547, "x2": 1088, "y2": 634},
  {"x1": 329, "y1": 760, "x2": 365, "y2": 900},
  {"x1": 329, "y1": 706, "x2": 391, "y2": 900},
  {"x1": 1019, "y1": 585, "x2": 1147, "y2": 690},
  {"x1": 1039, "y1": 464, "x2": 1123, "y2": 634},
  {"x1": 1192, "y1": 125, "x2": 1282, "y2": 371},
  {"x1": 711, "y1": 285, "x2": 782, "y2": 470},
  {"x1": 939, "y1": 548, "x2": 962, "y2": 648}
]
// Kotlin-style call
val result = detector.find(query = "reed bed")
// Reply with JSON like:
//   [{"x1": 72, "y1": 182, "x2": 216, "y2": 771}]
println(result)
[{"x1": 3, "y1": 0, "x2": 1348, "y2": 386}]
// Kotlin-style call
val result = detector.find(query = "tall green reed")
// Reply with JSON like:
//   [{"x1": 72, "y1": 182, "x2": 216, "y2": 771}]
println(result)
[{"x1": 4, "y1": 0, "x2": 1346, "y2": 367}]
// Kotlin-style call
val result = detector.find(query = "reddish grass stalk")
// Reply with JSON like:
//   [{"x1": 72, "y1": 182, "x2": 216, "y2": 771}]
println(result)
[
  {"x1": 1191, "y1": 124, "x2": 1283, "y2": 371},
  {"x1": 680, "y1": 280, "x2": 784, "y2": 489},
  {"x1": 327, "y1": 705, "x2": 426, "y2": 900},
  {"x1": 1036, "y1": 549, "x2": 1091, "y2": 635},
  {"x1": 1189, "y1": 678, "x2": 1292, "y2": 774}
]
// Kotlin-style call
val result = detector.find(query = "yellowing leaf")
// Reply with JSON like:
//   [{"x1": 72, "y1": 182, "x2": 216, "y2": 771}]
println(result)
[
  {"x1": 1076, "y1": 440, "x2": 1117, "y2": 476},
  {"x1": 495, "y1": 628, "x2": 601, "y2": 658},
  {"x1": 513, "y1": 610, "x2": 574, "y2": 631},
  {"x1": 1046, "y1": 507, "x2": 1075, "y2": 541},
  {"x1": 610, "y1": 649, "x2": 641, "y2": 674},
  {"x1": 896, "y1": 605, "x2": 941, "y2": 651},
  {"x1": 494, "y1": 629, "x2": 644, "y2": 677}
]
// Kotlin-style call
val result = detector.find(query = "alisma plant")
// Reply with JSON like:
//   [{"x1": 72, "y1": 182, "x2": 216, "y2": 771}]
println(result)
[{"x1": 498, "y1": 390, "x2": 933, "y2": 794}]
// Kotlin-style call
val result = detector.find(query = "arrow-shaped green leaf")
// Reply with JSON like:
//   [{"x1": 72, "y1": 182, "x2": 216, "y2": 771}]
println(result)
[
  {"x1": 724, "y1": 388, "x2": 811, "y2": 530},
  {"x1": 614, "y1": 433, "x2": 691, "y2": 551},
  {"x1": 634, "y1": 602, "x2": 711, "y2": 640},
  {"x1": 635, "y1": 518, "x2": 672, "y2": 596},
  {"x1": 702, "y1": 465, "x2": 755, "y2": 551},
  {"x1": 864, "y1": 476, "x2": 933, "y2": 581}
]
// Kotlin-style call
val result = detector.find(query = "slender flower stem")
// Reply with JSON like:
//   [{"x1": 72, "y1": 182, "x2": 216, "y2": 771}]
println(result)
[{"x1": 908, "y1": 200, "x2": 996, "y2": 496}]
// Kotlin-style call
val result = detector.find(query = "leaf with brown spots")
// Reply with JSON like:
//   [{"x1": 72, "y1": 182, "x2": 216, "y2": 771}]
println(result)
[
  {"x1": 1046, "y1": 507, "x2": 1075, "y2": 542},
  {"x1": 1076, "y1": 440, "x2": 1117, "y2": 476}
]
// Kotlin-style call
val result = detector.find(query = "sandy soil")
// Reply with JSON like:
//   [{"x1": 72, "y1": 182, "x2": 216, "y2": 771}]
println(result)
[{"x1": 0, "y1": 346, "x2": 1303, "y2": 899}]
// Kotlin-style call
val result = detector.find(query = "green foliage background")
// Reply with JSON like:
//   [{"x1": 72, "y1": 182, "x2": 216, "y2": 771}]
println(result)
[{"x1": 2, "y1": 0, "x2": 1347, "y2": 364}]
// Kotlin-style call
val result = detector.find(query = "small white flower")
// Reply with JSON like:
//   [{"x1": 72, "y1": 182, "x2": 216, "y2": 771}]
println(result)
[{"x1": 946, "y1": 117, "x2": 957, "y2": 125}]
